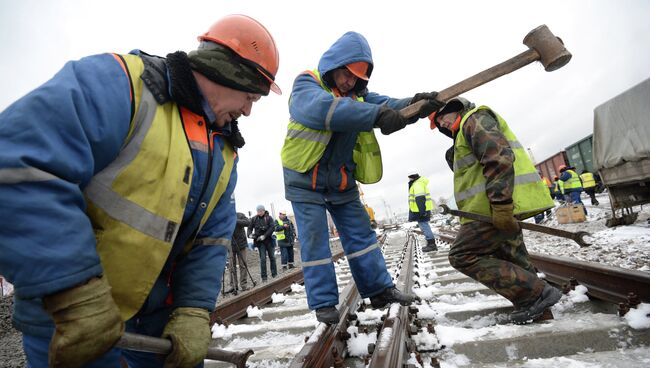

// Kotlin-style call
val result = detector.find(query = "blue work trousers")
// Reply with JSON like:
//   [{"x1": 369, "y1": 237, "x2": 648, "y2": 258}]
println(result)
[
  {"x1": 291, "y1": 199, "x2": 393, "y2": 310},
  {"x1": 417, "y1": 221, "x2": 435, "y2": 240}
]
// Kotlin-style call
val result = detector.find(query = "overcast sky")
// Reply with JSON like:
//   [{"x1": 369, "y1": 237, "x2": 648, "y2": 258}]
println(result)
[{"x1": 1, "y1": 0, "x2": 649, "y2": 221}]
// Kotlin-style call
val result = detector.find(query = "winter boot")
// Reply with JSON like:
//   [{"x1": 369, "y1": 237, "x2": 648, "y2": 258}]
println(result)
[
  {"x1": 422, "y1": 238, "x2": 438, "y2": 252},
  {"x1": 315, "y1": 306, "x2": 340, "y2": 324},
  {"x1": 510, "y1": 284, "x2": 562, "y2": 324},
  {"x1": 370, "y1": 287, "x2": 420, "y2": 309}
]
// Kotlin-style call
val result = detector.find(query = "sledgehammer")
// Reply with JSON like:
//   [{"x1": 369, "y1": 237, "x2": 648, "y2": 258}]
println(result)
[
  {"x1": 400, "y1": 24, "x2": 571, "y2": 119},
  {"x1": 439, "y1": 204, "x2": 591, "y2": 247},
  {"x1": 116, "y1": 332, "x2": 253, "y2": 368}
]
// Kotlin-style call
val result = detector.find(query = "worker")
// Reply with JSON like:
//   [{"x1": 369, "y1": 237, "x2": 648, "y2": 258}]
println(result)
[
  {"x1": 280, "y1": 31, "x2": 438, "y2": 324},
  {"x1": 250, "y1": 205, "x2": 278, "y2": 282},
  {"x1": 559, "y1": 165, "x2": 587, "y2": 214},
  {"x1": 407, "y1": 169, "x2": 438, "y2": 251},
  {"x1": 580, "y1": 169, "x2": 600, "y2": 205},
  {"x1": 429, "y1": 97, "x2": 560, "y2": 324},
  {"x1": 553, "y1": 175, "x2": 565, "y2": 202},
  {"x1": 0, "y1": 15, "x2": 280, "y2": 367},
  {"x1": 275, "y1": 210, "x2": 297, "y2": 270}
]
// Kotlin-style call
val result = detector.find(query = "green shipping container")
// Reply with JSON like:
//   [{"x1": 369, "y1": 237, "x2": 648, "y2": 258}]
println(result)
[{"x1": 565, "y1": 134, "x2": 594, "y2": 174}]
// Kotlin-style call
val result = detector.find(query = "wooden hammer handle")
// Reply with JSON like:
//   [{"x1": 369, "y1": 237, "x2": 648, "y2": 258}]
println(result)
[{"x1": 400, "y1": 48, "x2": 540, "y2": 119}]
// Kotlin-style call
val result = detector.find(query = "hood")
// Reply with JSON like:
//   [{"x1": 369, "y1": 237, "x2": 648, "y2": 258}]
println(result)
[{"x1": 317, "y1": 32, "x2": 374, "y2": 91}]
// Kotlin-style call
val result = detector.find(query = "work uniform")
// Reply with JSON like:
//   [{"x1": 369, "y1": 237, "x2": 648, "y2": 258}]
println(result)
[
  {"x1": 280, "y1": 32, "x2": 412, "y2": 310},
  {"x1": 580, "y1": 171, "x2": 599, "y2": 205},
  {"x1": 0, "y1": 51, "x2": 238, "y2": 366},
  {"x1": 560, "y1": 168, "x2": 587, "y2": 214},
  {"x1": 275, "y1": 217, "x2": 296, "y2": 269},
  {"x1": 448, "y1": 106, "x2": 554, "y2": 308},
  {"x1": 408, "y1": 176, "x2": 436, "y2": 241},
  {"x1": 553, "y1": 179, "x2": 565, "y2": 202}
]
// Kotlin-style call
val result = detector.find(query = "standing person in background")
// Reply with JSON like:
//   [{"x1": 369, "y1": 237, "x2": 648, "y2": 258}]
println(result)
[
  {"x1": 229, "y1": 212, "x2": 252, "y2": 293},
  {"x1": 559, "y1": 165, "x2": 587, "y2": 214},
  {"x1": 580, "y1": 169, "x2": 600, "y2": 205},
  {"x1": 250, "y1": 205, "x2": 277, "y2": 282},
  {"x1": 280, "y1": 31, "x2": 435, "y2": 324},
  {"x1": 275, "y1": 210, "x2": 297, "y2": 271},
  {"x1": 0, "y1": 14, "x2": 280, "y2": 367},
  {"x1": 429, "y1": 97, "x2": 560, "y2": 324},
  {"x1": 406, "y1": 169, "x2": 438, "y2": 252},
  {"x1": 553, "y1": 176, "x2": 565, "y2": 203}
]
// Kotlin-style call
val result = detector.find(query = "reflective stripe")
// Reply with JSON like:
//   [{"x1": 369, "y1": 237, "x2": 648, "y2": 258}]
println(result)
[
  {"x1": 84, "y1": 182, "x2": 179, "y2": 242},
  {"x1": 189, "y1": 141, "x2": 208, "y2": 153},
  {"x1": 346, "y1": 243, "x2": 378, "y2": 260},
  {"x1": 286, "y1": 129, "x2": 331, "y2": 144},
  {"x1": 84, "y1": 88, "x2": 179, "y2": 243},
  {"x1": 324, "y1": 98, "x2": 340, "y2": 131},
  {"x1": 453, "y1": 154, "x2": 478, "y2": 171},
  {"x1": 456, "y1": 172, "x2": 541, "y2": 202},
  {"x1": 508, "y1": 140, "x2": 523, "y2": 149},
  {"x1": 0, "y1": 167, "x2": 59, "y2": 184},
  {"x1": 195, "y1": 237, "x2": 230, "y2": 247},
  {"x1": 302, "y1": 257, "x2": 332, "y2": 268}
]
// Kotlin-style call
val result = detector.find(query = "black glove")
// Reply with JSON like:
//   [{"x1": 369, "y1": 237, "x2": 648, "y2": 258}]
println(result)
[
  {"x1": 374, "y1": 106, "x2": 407, "y2": 135},
  {"x1": 410, "y1": 91, "x2": 445, "y2": 118}
]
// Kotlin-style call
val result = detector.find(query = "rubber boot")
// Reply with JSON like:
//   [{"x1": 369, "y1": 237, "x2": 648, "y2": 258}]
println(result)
[{"x1": 422, "y1": 238, "x2": 438, "y2": 252}]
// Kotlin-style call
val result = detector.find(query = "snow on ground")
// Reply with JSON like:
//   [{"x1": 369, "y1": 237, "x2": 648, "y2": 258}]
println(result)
[{"x1": 522, "y1": 193, "x2": 650, "y2": 272}]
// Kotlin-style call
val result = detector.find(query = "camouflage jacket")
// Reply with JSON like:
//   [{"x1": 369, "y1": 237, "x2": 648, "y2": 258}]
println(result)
[{"x1": 458, "y1": 109, "x2": 515, "y2": 204}]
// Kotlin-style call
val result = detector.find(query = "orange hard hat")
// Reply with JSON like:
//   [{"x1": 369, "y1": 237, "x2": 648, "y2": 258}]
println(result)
[
  {"x1": 345, "y1": 61, "x2": 370, "y2": 81},
  {"x1": 199, "y1": 15, "x2": 281, "y2": 95}
]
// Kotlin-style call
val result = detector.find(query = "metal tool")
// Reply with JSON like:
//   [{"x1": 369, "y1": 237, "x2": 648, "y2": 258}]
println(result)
[
  {"x1": 439, "y1": 204, "x2": 591, "y2": 247},
  {"x1": 400, "y1": 24, "x2": 571, "y2": 119},
  {"x1": 116, "y1": 332, "x2": 253, "y2": 368}
]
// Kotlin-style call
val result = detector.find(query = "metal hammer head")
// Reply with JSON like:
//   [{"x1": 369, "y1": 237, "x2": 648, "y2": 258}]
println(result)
[{"x1": 523, "y1": 25, "x2": 572, "y2": 72}]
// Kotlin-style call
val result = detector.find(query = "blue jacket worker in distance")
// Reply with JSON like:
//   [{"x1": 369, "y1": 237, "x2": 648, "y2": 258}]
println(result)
[
  {"x1": 280, "y1": 31, "x2": 442, "y2": 324},
  {"x1": 0, "y1": 15, "x2": 280, "y2": 368}
]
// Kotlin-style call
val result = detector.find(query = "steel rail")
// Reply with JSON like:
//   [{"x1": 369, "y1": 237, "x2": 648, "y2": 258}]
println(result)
[
  {"x1": 210, "y1": 250, "x2": 346, "y2": 325},
  {"x1": 368, "y1": 231, "x2": 417, "y2": 367},
  {"x1": 529, "y1": 252, "x2": 650, "y2": 304}
]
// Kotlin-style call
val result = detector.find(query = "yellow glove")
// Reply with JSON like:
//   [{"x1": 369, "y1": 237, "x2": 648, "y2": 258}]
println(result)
[
  {"x1": 162, "y1": 307, "x2": 211, "y2": 368},
  {"x1": 491, "y1": 203, "x2": 519, "y2": 233},
  {"x1": 43, "y1": 276, "x2": 124, "y2": 368}
]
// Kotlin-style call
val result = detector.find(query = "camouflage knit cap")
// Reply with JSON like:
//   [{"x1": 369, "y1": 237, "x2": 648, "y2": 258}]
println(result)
[{"x1": 187, "y1": 42, "x2": 270, "y2": 96}]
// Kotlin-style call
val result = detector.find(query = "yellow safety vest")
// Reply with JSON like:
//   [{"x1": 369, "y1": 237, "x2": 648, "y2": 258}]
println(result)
[
  {"x1": 280, "y1": 69, "x2": 382, "y2": 184},
  {"x1": 408, "y1": 177, "x2": 434, "y2": 213},
  {"x1": 275, "y1": 219, "x2": 286, "y2": 241},
  {"x1": 554, "y1": 180, "x2": 565, "y2": 195},
  {"x1": 453, "y1": 106, "x2": 554, "y2": 224},
  {"x1": 563, "y1": 169, "x2": 582, "y2": 190},
  {"x1": 580, "y1": 172, "x2": 596, "y2": 188},
  {"x1": 84, "y1": 54, "x2": 234, "y2": 320}
]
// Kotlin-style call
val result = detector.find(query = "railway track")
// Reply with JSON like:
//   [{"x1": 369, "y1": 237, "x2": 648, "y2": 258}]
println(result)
[{"x1": 205, "y1": 226, "x2": 650, "y2": 367}]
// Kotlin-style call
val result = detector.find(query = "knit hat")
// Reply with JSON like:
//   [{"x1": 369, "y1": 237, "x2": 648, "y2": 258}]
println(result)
[
  {"x1": 256, "y1": 205, "x2": 265, "y2": 211},
  {"x1": 187, "y1": 42, "x2": 271, "y2": 95}
]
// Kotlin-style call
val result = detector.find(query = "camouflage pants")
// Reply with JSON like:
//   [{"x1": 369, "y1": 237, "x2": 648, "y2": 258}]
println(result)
[{"x1": 448, "y1": 221, "x2": 545, "y2": 307}]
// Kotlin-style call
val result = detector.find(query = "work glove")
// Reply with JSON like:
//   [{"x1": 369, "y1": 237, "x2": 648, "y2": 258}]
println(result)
[
  {"x1": 162, "y1": 307, "x2": 211, "y2": 368},
  {"x1": 43, "y1": 276, "x2": 124, "y2": 368},
  {"x1": 258, "y1": 234, "x2": 266, "y2": 241},
  {"x1": 491, "y1": 203, "x2": 520, "y2": 233},
  {"x1": 374, "y1": 106, "x2": 408, "y2": 135},
  {"x1": 410, "y1": 91, "x2": 445, "y2": 118}
]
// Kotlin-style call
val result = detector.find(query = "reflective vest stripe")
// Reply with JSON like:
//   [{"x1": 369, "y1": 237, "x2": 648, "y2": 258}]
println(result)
[
  {"x1": 456, "y1": 172, "x2": 543, "y2": 202},
  {"x1": 194, "y1": 237, "x2": 231, "y2": 247},
  {"x1": 346, "y1": 243, "x2": 379, "y2": 260},
  {"x1": 0, "y1": 167, "x2": 60, "y2": 184},
  {"x1": 189, "y1": 141, "x2": 209, "y2": 153},
  {"x1": 302, "y1": 257, "x2": 332, "y2": 267},
  {"x1": 325, "y1": 98, "x2": 341, "y2": 131},
  {"x1": 286, "y1": 127, "x2": 331, "y2": 144}
]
